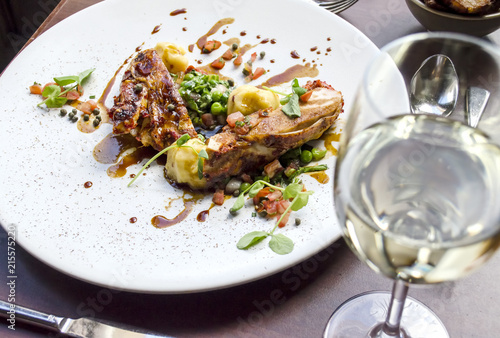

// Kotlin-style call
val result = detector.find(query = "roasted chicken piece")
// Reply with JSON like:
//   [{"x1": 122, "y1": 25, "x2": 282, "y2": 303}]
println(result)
[
  {"x1": 424, "y1": 0, "x2": 499, "y2": 14},
  {"x1": 108, "y1": 49, "x2": 196, "y2": 151},
  {"x1": 166, "y1": 80, "x2": 343, "y2": 189}
]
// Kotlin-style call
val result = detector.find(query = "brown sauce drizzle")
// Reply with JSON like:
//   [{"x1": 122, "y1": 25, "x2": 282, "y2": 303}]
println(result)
[
  {"x1": 326, "y1": 47, "x2": 332, "y2": 52},
  {"x1": 196, "y1": 203, "x2": 216, "y2": 222},
  {"x1": 84, "y1": 181, "x2": 93, "y2": 188},
  {"x1": 195, "y1": 18, "x2": 235, "y2": 51},
  {"x1": 151, "y1": 25, "x2": 161, "y2": 34},
  {"x1": 106, "y1": 147, "x2": 157, "y2": 178},
  {"x1": 130, "y1": 217, "x2": 137, "y2": 223},
  {"x1": 170, "y1": 8, "x2": 187, "y2": 16},
  {"x1": 223, "y1": 37, "x2": 240, "y2": 46},
  {"x1": 310, "y1": 46, "x2": 318, "y2": 52},
  {"x1": 188, "y1": 44, "x2": 195, "y2": 52},
  {"x1": 98, "y1": 50, "x2": 138, "y2": 110},
  {"x1": 259, "y1": 63, "x2": 319, "y2": 88},
  {"x1": 93, "y1": 133, "x2": 142, "y2": 164},
  {"x1": 240, "y1": 30, "x2": 247, "y2": 36},
  {"x1": 182, "y1": 27, "x2": 187, "y2": 31},
  {"x1": 322, "y1": 132, "x2": 341, "y2": 156},
  {"x1": 153, "y1": 193, "x2": 204, "y2": 228},
  {"x1": 261, "y1": 38, "x2": 269, "y2": 44},
  {"x1": 291, "y1": 50, "x2": 300, "y2": 59},
  {"x1": 308, "y1": 172, "x2": 329, "y2": 184},
  {"x1": 270, "y1": 39, "x2": 277, "y2": 44}
]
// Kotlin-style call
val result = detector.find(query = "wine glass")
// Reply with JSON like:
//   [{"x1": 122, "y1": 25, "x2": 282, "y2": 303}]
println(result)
[{"x1": 324, "y1": 32, "x2": 500, "y2": 337}]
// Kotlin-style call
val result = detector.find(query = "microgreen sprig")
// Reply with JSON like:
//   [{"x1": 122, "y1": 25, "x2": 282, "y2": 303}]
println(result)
[
  {"x1": 37, "y1": 68, "x2": 95, "y2": 108},
  {"x1": 127, "y1": 134, "x2": 206, "y2": 187},
  {"x1": 232, "y1": 180, "x2": 313, "y2": 255},
  {"x1": 263, "y1": 78, "x2": 307, "y2": 118}
]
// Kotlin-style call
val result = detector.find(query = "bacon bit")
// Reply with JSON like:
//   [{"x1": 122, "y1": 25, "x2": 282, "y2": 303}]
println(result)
[
  {"x1": 267, "y1": 189, "x2": 282, "y2": 202},
  {"x1": 29, "y1": 84, "x2": 43, "y2": 95},
  {"x1": 212, "y1": 189, "x2": 225, "y2": 206},
  {"x1": 221, "y1": 49, "x2": 234, "y2": 60},
  {"x1": 65, "y1": 90, "x2": 81, "y2": 100},
  {"x1": 202, "y1": 40, "x2": 222, "y2": 54},
  {"x1": 300, "y1": 90, "x2": 313, "y2": 102},
  {"x1": 241, "y1": 173, "x2": 253, "y2": 184},
  {"x1": 226, "y1": 111, "x2": 245, "y2": 127},
  {"x1": 233, "y1": 54, "x2": 243, "y2": 66},
  {"x1": 211, "y1": 58, "x2": 226, "y2": 70},
  {"x1": 304, "y1": 79, "x2": 335, "y2": 91},
  {"x1": 201, "y1": 113, "x2": 215, "y2": 127},
  {"x1": 264, "y1": 159, "x2": 284, "y2": 179},
  {"x1": 277, "y1": 199, "x2": 290, "y2": 214},
  {"x1": 252, "y1": 67, "x2": 266, "y2": 80}
]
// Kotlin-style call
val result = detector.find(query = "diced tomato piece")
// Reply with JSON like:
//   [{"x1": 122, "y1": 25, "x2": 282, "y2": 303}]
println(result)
[
  {"x1": 211, "y1": 58, "x2": 225, "y2": 70},
  {"x1": 226, "y1": 111, "x2": 245, "y2": 127},
  {"x1": 253, "y1": 187, "x2": 273, "y2": 205},
  {"x1": 212, "y1": 189, "x2": 225, "y2": 206},
  {"x1": 202, "y1": 40, "x2": 222, "y2": 53},
  {"x1": 77, "y1": 100, "x2": 97, "y2": 114},
  {"x1": 233, "y1": 54, "x2": 243, "y2": 66},
  {"x1": 65, "y1": 90, "x2": 81, "y2": 100},
  {"x1": 252, "y1": 67, "x2": 266, "y2": 80},
  {"x1": 250, "y1": 52, "x2": 257, "y2": 63},
  {"x1": 221, "y1": 49, "x2": 234, "y2": 61},
  {"x1": 300, "y1": 90, "x2": 313, "y2": 102},
  {"x1": 29, "y1": 84, "x2": 43, "y2": 95}
]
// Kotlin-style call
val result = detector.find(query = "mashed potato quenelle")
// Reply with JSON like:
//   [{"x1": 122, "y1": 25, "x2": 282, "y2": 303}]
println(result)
[
  {"x1": 165, "y1": 138, "x2": 208, "y2": 189},
  {"x1": 227, "y1": 85, "x2": 280, "y2": 116},
  {"x1": 154, "y1": 42, "x2": 189, "y2": 74}
]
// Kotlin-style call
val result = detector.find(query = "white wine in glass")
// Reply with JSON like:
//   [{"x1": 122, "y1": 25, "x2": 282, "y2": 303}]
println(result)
[{"x1": 325, "y1": 33, "x2": 500, "y2": 337}]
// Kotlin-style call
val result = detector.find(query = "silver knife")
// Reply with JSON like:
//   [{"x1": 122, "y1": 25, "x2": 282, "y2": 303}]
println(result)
[{"x1": 0, "y1": 300, "x2": 172, "y2": 338}]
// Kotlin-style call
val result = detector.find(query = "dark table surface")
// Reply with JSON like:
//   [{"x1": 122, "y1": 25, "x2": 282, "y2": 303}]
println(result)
[{"x1": 1, "y1": 0, "x2": 500, "y2": 337}]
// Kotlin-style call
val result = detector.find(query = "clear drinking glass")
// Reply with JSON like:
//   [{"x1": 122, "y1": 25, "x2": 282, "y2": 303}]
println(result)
[{"x1": 324, "y1": 32, "x2": 500, "y2": 337}]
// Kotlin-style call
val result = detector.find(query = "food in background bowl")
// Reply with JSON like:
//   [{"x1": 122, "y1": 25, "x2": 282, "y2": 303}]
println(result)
[{"x1": 422, "y1": 0, "x2": 500, "y2": 15}]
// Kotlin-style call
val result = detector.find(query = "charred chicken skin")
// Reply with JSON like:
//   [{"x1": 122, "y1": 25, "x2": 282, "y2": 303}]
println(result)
[{"x1": 108, "y1": 49, "x2": 196, "y2": 151}]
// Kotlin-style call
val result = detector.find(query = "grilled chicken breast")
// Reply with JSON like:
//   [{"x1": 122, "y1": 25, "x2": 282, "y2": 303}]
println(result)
[{"x1": 108, "y1": 49, "x2": 196, "y2": 151}]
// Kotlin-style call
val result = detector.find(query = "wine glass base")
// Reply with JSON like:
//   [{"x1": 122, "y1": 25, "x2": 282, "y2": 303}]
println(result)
[{"x1": 324, "y1": 291, "x2": 449, "y2": 338}]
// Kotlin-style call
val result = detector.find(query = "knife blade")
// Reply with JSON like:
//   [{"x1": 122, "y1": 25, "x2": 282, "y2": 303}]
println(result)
[{"x1": 0, "y1": 300, "x2": 172, "y2": 338}]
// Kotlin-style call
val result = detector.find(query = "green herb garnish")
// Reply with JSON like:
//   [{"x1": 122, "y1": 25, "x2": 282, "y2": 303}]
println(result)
[
  {"x1": 232, "y1": 180, "x2": 313, "y2": 255},
  {"x1": 37, "y1": 68, "x2": 95, "y2": 108},
  {"x1": 263, "y1": 78, "x2": 306, "y2": 118}
]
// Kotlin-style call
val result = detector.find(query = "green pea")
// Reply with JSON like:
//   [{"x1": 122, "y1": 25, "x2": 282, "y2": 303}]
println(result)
[
  {"x1": 312, "y1": 148, "x2": 327, "y2": 161},
  {"x1": 300, "y1": 150, "x2": 313, "y2": 164},
  {"x1": 183, "y1": 73, "x2": 194, "y2": 81},
  {"x1": 240, "y1": 182, "x2": 251, "y2": 192},
  {"x1": 212, "y1": 90, "x2": 223, "y2": 101},
  {"x1": 211, "y1": 102, "x2": 223, "y2": 115}
]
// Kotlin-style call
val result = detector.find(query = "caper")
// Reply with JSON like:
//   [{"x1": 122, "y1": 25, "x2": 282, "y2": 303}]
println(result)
[
  {"x1": 68, "y1": 112, "x2": 75, "y2": 118},
  {"x1": 83, "y1": 114, "x2": 90, "y2": 121},
  {"x1": 232, "y1": 43, "x2": 238, "y2": 51},
  {"x1": 134, "y1": 84, "x2": 143, "y2": 93},
  {"x1": 260, "y1": 51, "x2": 265, "y2": 59},
  {"x1": 92, "y1": 108, "x2": 100, "y2": 115},
  {"x1": 60, "y1": 109, "x2": 67, "y2": 116},
  {"x1": 93, "y1": 119, "x2": 100, "y2": 127},
  {"x1": 72, "y1": 108, "x2": 77, "y2": 114},
  {"x1": 295, "y1": 218, "x2": 301, "y2": 226}
]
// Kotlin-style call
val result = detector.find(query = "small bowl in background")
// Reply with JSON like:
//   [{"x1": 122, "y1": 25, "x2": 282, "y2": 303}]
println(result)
[{"x1": 406, "y1": 0, "x2": 500, "y2": 37}]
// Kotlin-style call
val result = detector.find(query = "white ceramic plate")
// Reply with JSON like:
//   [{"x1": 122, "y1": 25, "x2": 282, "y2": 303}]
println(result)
[{"x1": 0, "y1": 0, "x2": 378, "y2": 293}]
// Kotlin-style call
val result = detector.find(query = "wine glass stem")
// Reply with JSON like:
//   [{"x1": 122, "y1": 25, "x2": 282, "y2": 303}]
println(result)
[{"x1": 379, "y1": 279, "x2": 409, "y2": 337}]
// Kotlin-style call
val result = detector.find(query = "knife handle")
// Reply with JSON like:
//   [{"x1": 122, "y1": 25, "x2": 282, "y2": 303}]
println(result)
[{"x1": 0, "y1": 300, "x2": 64, "y2": 331}]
